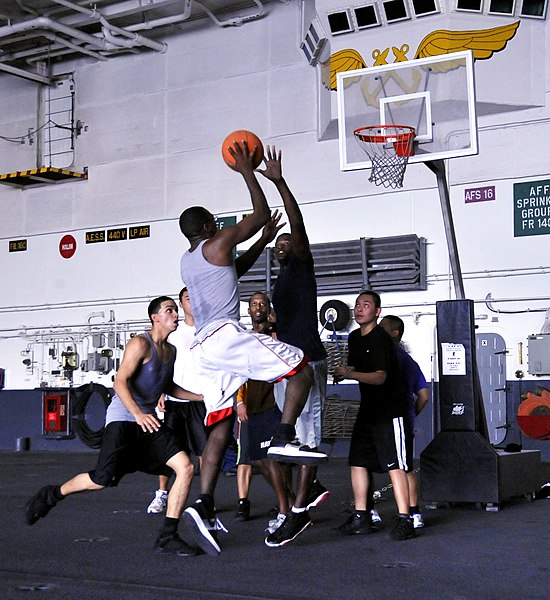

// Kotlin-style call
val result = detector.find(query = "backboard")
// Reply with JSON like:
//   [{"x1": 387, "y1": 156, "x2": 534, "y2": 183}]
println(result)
[{"x1": 337, "y1": 50, "x2": 478, "y2": 171}]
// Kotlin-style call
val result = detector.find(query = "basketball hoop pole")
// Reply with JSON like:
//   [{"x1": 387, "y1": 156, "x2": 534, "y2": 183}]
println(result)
[{"x1": 425, "y1": 159, "x2": 465, "y2": 300}]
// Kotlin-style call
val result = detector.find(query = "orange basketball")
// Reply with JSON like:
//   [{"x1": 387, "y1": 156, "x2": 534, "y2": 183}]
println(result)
[{"x1": 221, "y1": 130, "x2": 264, "y2": 169}]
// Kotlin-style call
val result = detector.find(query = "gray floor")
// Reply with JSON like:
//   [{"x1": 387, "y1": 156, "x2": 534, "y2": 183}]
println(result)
[{"x1": 2, "y1": 451, "x2": 549, "y2": 600}]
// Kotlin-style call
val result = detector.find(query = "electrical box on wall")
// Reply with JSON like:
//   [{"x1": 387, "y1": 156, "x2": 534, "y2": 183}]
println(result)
[
  {"x1": 42, "y1": 388, "x2": 74, "y2": 439},
  {"x1": 527, "y1": 334, "x2": 550, "y2": 375}
]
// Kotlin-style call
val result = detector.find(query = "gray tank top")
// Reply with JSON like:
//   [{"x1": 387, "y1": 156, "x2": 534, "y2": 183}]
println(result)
[
  {"x1": 105, "y1": 332, "x2": 174, "y2": 425},
  {"x1": 180, "y1": 239, "x2": 240, "y2": 334}
]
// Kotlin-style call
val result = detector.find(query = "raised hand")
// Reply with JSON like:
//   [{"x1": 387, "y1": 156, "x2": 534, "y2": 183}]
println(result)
[
  {"x1": 257, "y1": 145, "x2": 283, "y2": 182},
  {"x1": 227, "y1": 139, "x2": 259, "y2": 174},
  {"x1": 261, "y1": 209, "x2": 286, "y2": 244}
]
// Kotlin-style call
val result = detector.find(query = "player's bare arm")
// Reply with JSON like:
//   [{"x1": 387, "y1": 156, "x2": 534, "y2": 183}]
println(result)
[
  {"x1": 202, "y1": 145, "x2": 270, "y2": 266},
  {"x1": 235, "y1": 210, "x2": 285, "y2": 277},
  {"x1": 258, "y1": 145, "x2": 310, "y2": 260},
  {"x1": 165, "y1": 382, "x2": 203, "y2": 402}
]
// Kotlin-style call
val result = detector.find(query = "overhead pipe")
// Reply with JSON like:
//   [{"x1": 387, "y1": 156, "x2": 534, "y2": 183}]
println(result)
[
  {"x1": 0, "y1": 62, "x2": 51, "y2": 84},
  {"x1": 101, "y1": 26, "x2": 150, "y2": 51},
  {"x1": 3, "y1": 31, "x2": 108, "y2": 63},
  {"x1": 15, "y1": 0, "x2": 38, "y2": 17},
  {"x1": 125, "y1": 0, "x2": 194, "y2": 32},
  {"x1": 1, "y1": 0, "x2": 264, "y2": 84},
  {"x1": 98, "y1": 16, "x2": 167, "y2": 53},
  {"x1": 50, "y1": 0, "x2": 167, "y2": 53},
  {"x1": 0, "y1": 17, "x2": 111, "y2": 52},
  {"x1": 0, "y1": 12, "x2": 163, "y2": 82},
  {"x1": 68, "y1": 0, "x2": 266, "y2": 33},
  {"x1": 194, "y1": 0, "x2": 265, "y2": 27},
  {"x1": 41, "y1": 30, "x2": 108, "y2": 60}
]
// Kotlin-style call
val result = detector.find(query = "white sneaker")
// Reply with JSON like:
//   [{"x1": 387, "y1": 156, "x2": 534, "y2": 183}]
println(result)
[
  {"x1": 266, "y1": 512, "x2": 287, "y2": 534},
  {"x1": 267, "y1": 438, "x2": 328, "y2": 465},
  {"x1": 147, "y1": 490, "x2": 167, "y2": 514},
  {"x1": 412, "y1": 512, "x2": 424, "y2": 529}
]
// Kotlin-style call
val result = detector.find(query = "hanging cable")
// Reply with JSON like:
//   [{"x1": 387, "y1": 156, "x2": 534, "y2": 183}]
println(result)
[
  {"x1": 0, "y1": 118, "x2": 77, "y2": 145},
  {"x1": 71, "y1": 382, "x2": 111, "y2": 449}
]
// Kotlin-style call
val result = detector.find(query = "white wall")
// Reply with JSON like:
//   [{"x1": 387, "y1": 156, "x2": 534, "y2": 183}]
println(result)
[{"x1": 0, "y1": 1, "x2": 549, "y2": 389}]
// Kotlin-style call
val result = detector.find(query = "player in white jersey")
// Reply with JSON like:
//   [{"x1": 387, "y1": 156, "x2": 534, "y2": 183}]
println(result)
[{"x1": 146, "y1": 287, "x2": 208, "y2": 514}]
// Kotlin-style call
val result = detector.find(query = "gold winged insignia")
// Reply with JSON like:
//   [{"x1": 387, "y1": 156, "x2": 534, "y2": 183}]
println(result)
[
  {"x1": 321, "y1": 48, "x2": 366, "y2": 91},
  {"x1": 323, "y1": 21, "x2": 519, "y2": 89},
  {"x1": 415, "y1": 21, "x2": 520, "y2": 61}
]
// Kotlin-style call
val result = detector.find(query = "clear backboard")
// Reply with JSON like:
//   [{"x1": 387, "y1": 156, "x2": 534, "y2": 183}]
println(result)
[{"x1": 337, "y1": 50, "x2": 478, "y2": 171}]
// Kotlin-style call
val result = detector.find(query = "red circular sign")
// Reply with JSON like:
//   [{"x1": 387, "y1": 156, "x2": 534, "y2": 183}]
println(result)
[{"x1": 59, "y1": 234, "x2": 77, "y2": 259}]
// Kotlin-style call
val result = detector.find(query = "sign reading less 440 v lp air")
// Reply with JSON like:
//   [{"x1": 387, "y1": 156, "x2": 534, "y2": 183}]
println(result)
[{"x1": 86, "y1": 225, "x2": 150, "y2": 243}]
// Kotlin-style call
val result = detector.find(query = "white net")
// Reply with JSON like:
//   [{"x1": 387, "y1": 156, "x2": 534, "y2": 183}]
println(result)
[{"x1": 354, "y1": 125, "x2": 415, "y2": 189}]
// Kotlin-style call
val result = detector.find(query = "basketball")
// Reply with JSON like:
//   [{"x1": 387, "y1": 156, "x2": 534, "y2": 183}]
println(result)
[{"x1": 221, "y1": 130, "x2": 264, "y2": 169}]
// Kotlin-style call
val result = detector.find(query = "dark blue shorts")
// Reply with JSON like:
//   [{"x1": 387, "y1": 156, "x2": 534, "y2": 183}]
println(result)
[{"x1": 248, "y1": 405, "x2": 282, "y2": 462}]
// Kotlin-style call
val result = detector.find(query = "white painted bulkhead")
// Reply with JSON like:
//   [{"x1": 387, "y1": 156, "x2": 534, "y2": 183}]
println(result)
[{"x1": 0, "y1": 1, "x2": 549, "y2": 392}]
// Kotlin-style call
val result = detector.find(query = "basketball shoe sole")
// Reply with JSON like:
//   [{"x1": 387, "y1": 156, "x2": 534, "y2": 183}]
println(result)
[{"x1": 181, "y1": 507, "x2": 221, "y2": 557}]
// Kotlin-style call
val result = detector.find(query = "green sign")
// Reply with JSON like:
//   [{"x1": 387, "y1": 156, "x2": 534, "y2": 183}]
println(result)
[
  {"x1": 215, "y1": 216, "x2": 237, "y2": 258},
  {"x1": 514, "y1": 180, "x2": 550, "y2": 237},
  {"x1": 215, "y1": 216, "x2": 237, "y2": 231}
]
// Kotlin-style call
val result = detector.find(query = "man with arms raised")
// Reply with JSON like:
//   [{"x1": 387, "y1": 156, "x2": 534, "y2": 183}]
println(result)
[{"x1": 178, "y1": 141, "x2": 327, "y2": 556}]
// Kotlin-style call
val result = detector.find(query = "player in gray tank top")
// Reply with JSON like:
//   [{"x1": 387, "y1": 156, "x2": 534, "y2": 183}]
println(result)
[
  {"x1": 106, "y1": 331, "x2": 175, "y2": 424},
  {"x1": 178, "y1": 142, "x2": 327, "y2": 556},
  {"x1": 25, "y1": 296, "x2": 206, "y2": 557}
]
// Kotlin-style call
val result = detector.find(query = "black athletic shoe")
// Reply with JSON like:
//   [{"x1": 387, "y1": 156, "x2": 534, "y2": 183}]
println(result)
[
  {"x1": 25, "y1": 485, "x2": 59, "y2": 525},
  {"x1": 267, "y1": 438, "x2": 328, "y2": 465},
  {"x1": 234, "y1": 498, "x2": 251, "y2": 521},
  {"x1": 154, "y1": 532, "x2": 202, "y2": 556},
  {"x1": 181, "y1": 499, "x2": 226, "y2": 557},
  {"x1": 390, "y1": 516, "x2": 415, "y2": 541},
  {"x1": 265, "y1": 510, "x2": 312, "y2": 547},
  {"x1": 306, "y1": 480, "x2": 330, "y2": 510},
  {"x1": 335, "y1": 512, "x2": 372, "y2": 535}
]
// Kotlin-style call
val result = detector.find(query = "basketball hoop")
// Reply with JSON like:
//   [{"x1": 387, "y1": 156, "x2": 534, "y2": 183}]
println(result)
[{"x1": 354, "y1": 125, "x2": 415, "y2": 189}]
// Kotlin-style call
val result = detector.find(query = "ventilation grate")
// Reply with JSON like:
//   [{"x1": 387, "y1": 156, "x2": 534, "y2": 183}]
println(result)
[{"x1": 237, "y1": 234, "x2": 427, "y2": 301}]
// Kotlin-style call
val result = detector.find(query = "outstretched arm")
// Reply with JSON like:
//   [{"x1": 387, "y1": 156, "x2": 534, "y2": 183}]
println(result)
[
  {"x1": 258, "y1": 145, "x2": 310, "y2": 260},
  {"x1": 165, "y1": 382, "x2": 203, "y2": 402},
  {"x1": 235, "y1": 210, "x2": 285, "y2": 277},
  {"x1": 205, "y1": 141, "x2": 271, "y2": 268}
]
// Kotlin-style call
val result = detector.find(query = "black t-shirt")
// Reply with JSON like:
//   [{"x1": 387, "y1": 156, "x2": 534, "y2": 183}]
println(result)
[
  {"x1": 272, "y1": 252, "x2": 327, "y2": 361},
  {"x1": 347, "y1": 324, "x2": 408, "y2": 419}
]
